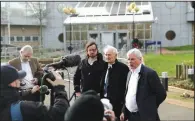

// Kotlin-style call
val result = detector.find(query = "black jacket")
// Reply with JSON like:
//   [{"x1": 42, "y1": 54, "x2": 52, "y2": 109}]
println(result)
[
  {"x1": 100, "y1": 60, "x2": 129, "y2": 117},
  {"x1": 0, "y1": 85, "x2": 69, "y2": 121},
  {"x1": 74, "y1": 53, "x2": 105, "y2": 93},
  {"x1": 122, "y1": 65, "x2": 167, "y2": 121}
]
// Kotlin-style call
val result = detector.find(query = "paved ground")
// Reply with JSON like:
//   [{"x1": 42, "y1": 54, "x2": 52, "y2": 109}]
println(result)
[{"x1": 44, "y1": 80, "x2": 194, "y2": 120}]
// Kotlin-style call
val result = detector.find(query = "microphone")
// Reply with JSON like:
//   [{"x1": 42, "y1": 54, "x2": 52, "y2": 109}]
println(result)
[
  {"x1": 101, "y1": 98, "x2": 113, "y2": 110},
  {"x1": 62, "y1": 54, "x2": 81, "y2": 68},
  {"x1": 40, "y1": 85, "x2": 49, "y2": 94},
  {"x1": 45, "y1": 55, "x2": 81, "y2": 70}
]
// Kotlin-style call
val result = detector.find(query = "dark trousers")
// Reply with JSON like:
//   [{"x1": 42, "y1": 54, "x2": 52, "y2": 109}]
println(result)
[{"x1": 127, "y1": 110, "x2": 141, "y2": 121}]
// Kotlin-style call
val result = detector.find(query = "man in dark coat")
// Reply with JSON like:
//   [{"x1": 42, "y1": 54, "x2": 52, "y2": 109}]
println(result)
[
  {"x1": 100, "y1": 45, "x2": 129, "y2": 119},
  {"x1": 74, "y1": 41, "x2": 105, "y2": 96},
  {"x1": 0, "y1": 64, "x2": 69, "y2": 121},
  {"x1": 120, "y1": 48, "x2": 167, "y2": 121}
]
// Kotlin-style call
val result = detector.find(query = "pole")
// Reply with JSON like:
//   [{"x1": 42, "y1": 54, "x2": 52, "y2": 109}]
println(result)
[
  {"x1": 7, "y1": 2, "x2": 10, "y2": 44},
  {"x1": 62, "y1": 15, "x2": 66, "y2": 53},
  {"x1": 70, "y1": 16, "x2": 72, "y2": 54},
  {"x1": 132, "y1": 12, "x2": 135, "y2": 40}
]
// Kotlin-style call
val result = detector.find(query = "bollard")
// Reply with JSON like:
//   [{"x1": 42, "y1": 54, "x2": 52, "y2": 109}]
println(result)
[
  {"x1": 161, "y1": 72, "x2": 168, "y2": 91},
  {"x1": 188, "y1": 68, "x2": 194, "y2": 81}
]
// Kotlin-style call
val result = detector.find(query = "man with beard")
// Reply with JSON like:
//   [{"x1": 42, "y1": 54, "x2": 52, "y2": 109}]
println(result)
[
  {"x1": 74, "y1": 41, "x2": 105, "y2": 96},
  {"x1": 8, "y1": 45, "x2": 44, "y2": 102}
]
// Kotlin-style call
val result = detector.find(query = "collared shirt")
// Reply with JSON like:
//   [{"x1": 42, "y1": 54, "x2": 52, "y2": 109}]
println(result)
[
  {"x1": 20, "y1": 59, "x2": 34, "y2": 89},
  {"x1": 88, "y1": 57, "x2": 97, "y2": 65},
  {"x1": 125, "y1": 64, "x2": 142, "y2": 112}
]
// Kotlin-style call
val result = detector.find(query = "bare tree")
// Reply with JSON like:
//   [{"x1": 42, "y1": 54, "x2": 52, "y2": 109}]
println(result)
[{"x1": 26, "y1": 2, "x2": 49, "y2": 49}]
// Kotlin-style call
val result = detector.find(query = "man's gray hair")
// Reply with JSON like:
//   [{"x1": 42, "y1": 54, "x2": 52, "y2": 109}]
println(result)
[
  {"x1": 126, "y1": 48, "x2": 143, "y2": 59},
  {"x1": 20, "y1": 45, "x2": 33, "y2": 54},
  {"x1": 103, "y1": 45, "x2": 118, "y2": 54}
]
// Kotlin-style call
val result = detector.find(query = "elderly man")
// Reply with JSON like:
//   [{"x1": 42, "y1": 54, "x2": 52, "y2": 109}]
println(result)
[
  {"x1": 8, "y1": 45, "x2": 44, "y2": 102},
  {"x1": 120, "y1": 48, "x2": 166, "y2": 121},
  {"x1": 100, "y1": 45, "x2": 129, "y2": 119}
]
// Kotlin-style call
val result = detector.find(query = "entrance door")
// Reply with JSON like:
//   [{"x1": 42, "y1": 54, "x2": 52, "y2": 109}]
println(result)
[{"x1": 101, "y1": 32, "x2": 114, "y2": 47}]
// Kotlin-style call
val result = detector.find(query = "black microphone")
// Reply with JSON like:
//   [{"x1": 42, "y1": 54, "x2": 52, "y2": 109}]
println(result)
[
  {"x1": 45, "y1": 55, "x2": 81, "y2": 70},
  {"x1": 62, "y1": 54, "x2": 81, "y2": 68},
  {"x1": 40, "y1": 85, "x2": 49, "y2": 94}
]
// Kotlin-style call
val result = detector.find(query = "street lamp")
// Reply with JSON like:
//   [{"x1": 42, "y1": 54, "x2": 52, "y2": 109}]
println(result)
[
  {"x1": 63, "y1": 6, "x2": 77, "y2": 54},
  {"x1": 127, "y1": 2, "x2": 139, "y2": 40}
]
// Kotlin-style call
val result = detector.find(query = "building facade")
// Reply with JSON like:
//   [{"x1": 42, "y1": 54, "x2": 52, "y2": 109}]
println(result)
[{"x1": 1, "y1": 2, "x2": 194, "y2": 51}]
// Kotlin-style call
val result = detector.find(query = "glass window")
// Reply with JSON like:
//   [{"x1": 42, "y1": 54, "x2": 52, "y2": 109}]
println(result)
[
  {"x1": 66, "y1": 32, "x2": 70, "y2": 41},
  {"x1": 145, "y1": 23, "x2": 151, "y2": 29},
  {"x1": 85, "y1": 2, "x2": 93, "y2": 7},
  {"x1": 136, "y1": 23, "x2": 144, "y2": 29},
  {"x1": 145, "y1": 30, "x2": 151, "y2": 39},
  {"x1": 17, "y1": 36, "x2": 23, "y2": 41},
  {"x1": 99, "y1": 2, "x2": 106, "y2": 7},
  {"x1": 72, "y1": 25, "x2": 80, "y2": 31},
  {"x1": 107, "y1": 24, "x2": 117, "y2": 30},
  {"x1": 81, "y1": 32, "x2": 87, "y2": 40},
  {"x1": 142, "y1": 2, "x2": 148, "y2": 5},
  {"x1": 1, "y1": 36, "x2": 3, "y2": 41},
  {"x1": 65, "y1": 25, "x2": 71, "y2": 31},
  {"x1": 78, "y1": 2, "x2": 86, "y2": 7},
  {"x1": 165, "y1": 30, "x2": 176, "y2": 40},
  {"x1": 135, "y1": 2, "x2": 141, "y2": 5},
  {"x1": 72, "y1": 32, "x2": 80, "y2": 40},
  {"x1": 92, "y1": 2, "x2": 99, "y2": 7},
  {"x1": 33, "y1": 36, "x2": 39, "y2": 41},
  {"x1": 89, "y1": 24, "x2": 98, "y2": 30},
  {"x1": 117, "y1": 23, "x2": 128, "y2": 29},
  {"x1": 25, "y1": 36, "x2": 31, "y2": 41},
  {"x1": 80, "y1": 25, "x2": 88, "y2": 31},
  {"x1": 135, "y1": 30, "x2": 144, "y2": 39},
  {"x1": 10, "y1": 36, "x2": 15, "y2": 41}
]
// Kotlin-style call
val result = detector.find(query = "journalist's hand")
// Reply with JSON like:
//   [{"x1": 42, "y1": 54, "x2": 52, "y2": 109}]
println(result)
[
  {"x1": 120, "y1": 113, "x2": 124, "y2": 121},
  {"x1": 46, "y1": 70, "x2": 65, "y2": 86},
  {"x1": 104, "y1": 110, "x2": 116, "y2": 121},
  {"x1": 31, "y1": 85, "x2": 40, "y2": 94}
]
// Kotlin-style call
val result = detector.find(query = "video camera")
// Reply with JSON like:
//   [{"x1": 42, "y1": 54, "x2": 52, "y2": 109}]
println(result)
[{"x1": 42, "y1": 54, "x2": 81, "y2": 89}]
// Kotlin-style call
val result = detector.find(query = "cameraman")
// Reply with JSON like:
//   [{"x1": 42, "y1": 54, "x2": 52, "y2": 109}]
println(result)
[
  {"x1": 0, "y1": 65, "x2": 69, "y2": 121},
  {"x1": 64, "y1": 90, "x2": 117, "y2": 121}
]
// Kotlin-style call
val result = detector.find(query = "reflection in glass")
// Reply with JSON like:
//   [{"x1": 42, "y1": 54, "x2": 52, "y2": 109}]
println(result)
[{"x1": 118, "y1": 33, "x2": 127, "y2": 49}]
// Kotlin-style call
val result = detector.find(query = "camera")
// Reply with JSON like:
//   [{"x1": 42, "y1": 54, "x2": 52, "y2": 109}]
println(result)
[
  {"x1": 42, "y1": 54, "x2": 81, "y2": 89},
  {"x1": 101, "y1": 98, "x2": 113, "y2": 121}
]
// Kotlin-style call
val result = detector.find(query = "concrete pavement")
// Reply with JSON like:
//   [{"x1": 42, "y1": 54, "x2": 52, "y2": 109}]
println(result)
[{"x1": 44, "y1": 80, "x2": 194, "y2": 120}]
